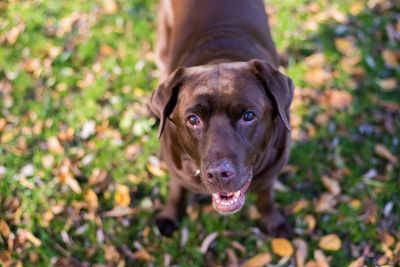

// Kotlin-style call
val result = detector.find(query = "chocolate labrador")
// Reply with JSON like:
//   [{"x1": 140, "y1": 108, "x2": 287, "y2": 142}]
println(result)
[{"x1": 150, "y1": 0, "x2": 294, "y2": 237}]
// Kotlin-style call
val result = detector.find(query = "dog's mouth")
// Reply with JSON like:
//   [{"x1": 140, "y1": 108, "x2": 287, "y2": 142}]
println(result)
[{"x1": 211, "y1": 174, "x2": 252, "y2": 215}]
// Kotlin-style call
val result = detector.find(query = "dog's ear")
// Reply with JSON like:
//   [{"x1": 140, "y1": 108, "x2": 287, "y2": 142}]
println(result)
[
  {"x1": 149, "y1": 67, "x2": 186, "y2": 138},
  {"x1": 249, "y1": 59, "x2": 294, "y2": 132}
]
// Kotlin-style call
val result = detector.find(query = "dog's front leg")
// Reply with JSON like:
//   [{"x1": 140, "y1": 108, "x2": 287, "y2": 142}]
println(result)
[
  {"x1": 156, "y1": 177, "x2": 186, "y2": 237},
  {"x1": 256, "y1": 181, "x2": 292, "y2": 237}
]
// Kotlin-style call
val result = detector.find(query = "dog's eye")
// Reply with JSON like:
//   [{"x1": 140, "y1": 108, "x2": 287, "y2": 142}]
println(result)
[
  {"x1": 187, "y1": 115, "x2": 201, "y2": 126},
  {"x1": 242, "y1": 111, "x2": 255, "y2": 122}
]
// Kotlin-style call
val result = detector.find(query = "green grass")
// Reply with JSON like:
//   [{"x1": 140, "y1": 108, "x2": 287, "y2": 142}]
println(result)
[{"x1": 0, "y1": 0, "x2": 399, "y2": 266}]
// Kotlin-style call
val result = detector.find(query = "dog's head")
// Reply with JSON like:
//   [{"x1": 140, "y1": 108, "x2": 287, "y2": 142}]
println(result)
[{"x1": 150, "y1": 60, "x2": 294, "y2": 214}]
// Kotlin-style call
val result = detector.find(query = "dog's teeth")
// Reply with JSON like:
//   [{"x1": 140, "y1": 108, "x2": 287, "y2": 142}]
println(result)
[{"x1": 234, "y1": 190, "x2": 241, "y2": 197}]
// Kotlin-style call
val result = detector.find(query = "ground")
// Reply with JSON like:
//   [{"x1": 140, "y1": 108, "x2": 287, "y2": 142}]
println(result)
[{"x1": 0, "y1": 0, "x2": 399, "y2": 266}]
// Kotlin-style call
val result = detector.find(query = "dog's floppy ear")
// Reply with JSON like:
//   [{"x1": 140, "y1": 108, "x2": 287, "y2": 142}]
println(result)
[
  {"x1": 149, "y1": 67, "x2": 186, "y2": 138},
  {"x1": 249, "y1": 59, "x2": 294, "y2": 132}
]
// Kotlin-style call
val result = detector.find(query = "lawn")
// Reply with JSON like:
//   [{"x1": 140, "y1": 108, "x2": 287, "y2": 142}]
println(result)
[{"x1": 0, "y1": 0, "x2": 399, "y2": 266}]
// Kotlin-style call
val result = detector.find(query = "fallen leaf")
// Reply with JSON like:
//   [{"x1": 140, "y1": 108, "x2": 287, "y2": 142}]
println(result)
[
  {"x1": 348, "y1": 256, "x2": 364, "y2": 267},
  {"x1": 374, "y1": 144, "x2": 398, "y2": 164},
  {"x1": 304, "y1": 215, "x2": 316, "y2": 233},
  {"x1": 18, "y1": 229, "x2": 42, "y2": 247},
  {"x1": 226, "y1": 248, "x2": 239, "y2": 266},
  {"x1": 319, "y1": 234, "x2": 341, "y2": 251},
  {"x1": 382, "y1": 49, "x2": 399, "y2": 66},
  {"x1": 102, "y1": 207, "x2": 136, "y2": 217},
  {"x1": 200, "y1": 232, "x2": 218, "y2": 254},
  {"x1": 242, "y1": 253, "x2": 272, "y2": 267},
  {"x1": 104, "y1": 245, "x2": 120, "y2": 262},
  {"x1": 85, "y1": 189, "x2": 98, "y2": 210},
  {"x1": 335, "y1": 38, "x2": 354, "y2": 54},
  {"x1": 103, "y1": 0, "x2": 119, "y2": 14},
  {"x1": 247, "y1": 204, "x2": 262, "y2": 220},
  {"x1": 321, "y1": 176, "x2": 341, "y2": 196},
  {"x1": 271, "y1": 238, "x2": 294, "y2": 257},
  {"x1": 293, "y1": 238, "x2": 308, "y2": 267},
  {"x1": 378, "y1": 79, "x2": 397, "y2": 91},
  {"x1": 180, "y1": 227, "x2": 189, "y2": 248},
  {"x1": 0, "y1": 220, "x2": 11, "y2": 238},
  {"x1": 305, "y1": 260, "x2": 318, "y2": 267},
  {"x1": 350, "y1": 2, "x2": 364, "y2": 15},
  {"x1": 314, "y1": 250, "x2": 329, "y2": 267},
  {"x1": 380, "y1": 231, "x2": 395, "y2": 247},
  {"x1": 324, "y1": 89, "x2": 353, "y2": 110},
  {"x1": 133, "y1": 249, "x2": 153, "y2": 262},
  {"x1": 289, "y1": 199, "x2": 310, "y2": 213},
  {"x1": 304, "y1": 68, "x2": 332, "y2": 87},
  {"x1": 315, "y1": 193, "x2": 337, "y2": 212},
  {"x1": 47, "y1": 136, "x2": 64, "y2": 154},
  {"x1": 114, "y1": 184, "x2": 131, "y2": 207}
]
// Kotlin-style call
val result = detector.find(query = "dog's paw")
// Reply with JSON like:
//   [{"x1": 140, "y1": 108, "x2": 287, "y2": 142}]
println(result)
[
  {"x1": 261, "y1": 210, "x2": 292, "y2": 238},
  {"x1": 155, "y1": 216, "x2": 178, "y2": 237}
]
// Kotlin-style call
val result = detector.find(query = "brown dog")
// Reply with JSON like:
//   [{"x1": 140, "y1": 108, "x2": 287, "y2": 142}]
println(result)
[{"x1": 150, "y1": 0, "x2": 294, "y2": 237}]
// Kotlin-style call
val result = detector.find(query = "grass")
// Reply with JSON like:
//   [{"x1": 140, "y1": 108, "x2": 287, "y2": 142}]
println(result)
[{"x1": 0, "y1": 0, "x2": 399, "y2": 266}]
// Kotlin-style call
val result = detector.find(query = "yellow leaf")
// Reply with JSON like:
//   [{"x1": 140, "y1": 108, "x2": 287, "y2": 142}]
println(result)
[
  {"x1": 271, "y1": 238, "x2": 294, "y2": 257},
  {"x1": 85, "y1": 189, "x2": 98, "y2": 210},
  {"x1": 375, "y1": 144, "x2": 398, "y2": 164},
  {"x1": 350, "y1": 2, "x2": 364, "y2": 15},
  {"x1": 242, "y1": 253, "x2": 272, "y2": 267},
  {"x1": 290, "y1": 199, "x2": 310, "y2": 213},
  {"x1": 335, "y1": 38, "x2": 354, "y2": 54},
  {"x1": 114, "y1": 184, "x2": 131, "y2": 207},
  {"x1": 319, "y1": 234, "x2": 342, "y2": 251},
  {"x1": 304, "y1": 214, "x2": 316, "y2": 233},
  {"x1": 350, "y1": 199, "x2": 361, "y2": 209},
  {"x1": 147, "y1": 163, "x2": 166, "y2": 177}
]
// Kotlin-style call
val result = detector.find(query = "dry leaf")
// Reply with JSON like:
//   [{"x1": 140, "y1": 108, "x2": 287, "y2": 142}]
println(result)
[
  {"x1": 271, "y1": 238, "x2": 294, "y2": 257},
  {"x1": 314, "y1": 250, "x2": 329, "y2": 267},
  {"x1": 304, "y1": 215, "x2": 316, "y2": 233},
  {"x1": 242, "y1": 253, "x2": 272, "y2": 267},
  {"x1": 47, "y1": 136, "x2": 64, "y2": 154},
  {"x1": 374, "y1": 144, "x2": 398, "y2": 164},
  {"x1": 293, "y1": 238, "x2": 308, "y2": 267},
  {"x1": 305, "y1": 261, "x2": 318, "y2": 267},
  {"x1": 18, "y1": 229, "x2": 42, "y2": 247},
  {"x1": 324, "y1": 90, "x2": 353, "y2": 110},
  {"x1": 319, "y1": 234, "x2": 341, "y2": 251},
  {"x1": 378, "y1": 79, "x2": 397, "y2": 91},
  {"x1": 226, "y1": 248, "x2": 239, "y2": 266},
  {"x1": 104, "y1": 245, "x2": 120, "y2": 262},
  {"x1": 335, "y1": 38, "x2": 354, "y2": 54},
  {"x1": 103, "y1": 0, "x2": 119, "y2": 14},
  {"x1": 315, "y1": 193, "x2": 337, "y2": 212},
  {"x1": 114, "y1": 184, "x2": 131, "y2": 207},
  {"x1": 304, "y1": 68, "x2": 332, "y2": 87},
  {"x1": 200, "y1": 232, "x2": 218, "y2": 254},
  {"x1": 321, "y1": 176, "x2": 341, "y2": 196},
  {"x1": 382, "y1": 50, "x2": 399, "y2": 66},
  {"x1": 133, "y1": 249, "x2": 153, "y2": 262},
  {"x1": 380, "y1": 231, "x2": 395, "y2": 247},
  {"x1": 0, "y1": 220, "x2": 11, "y2": 238},
  {"x1": 289, "y1": 199, "x2": 310, "y2": 213},
  {"x1": 103, "y1": 207, "x2": 135, "y2": 217},
  {"x1": 348, "y1": 256, "x2": 364, "y2": 267},
  {"x1": 85, "y1": 189, "x2": 98, "y2": 210},
  {"x1": 350, "y1": 2, "x2": 364, "y2": 15}
]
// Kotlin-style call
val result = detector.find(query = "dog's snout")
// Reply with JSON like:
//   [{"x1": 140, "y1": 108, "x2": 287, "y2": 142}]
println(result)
[{"x1": 206, "y1": 160, "x2": 235, "y2": 184}]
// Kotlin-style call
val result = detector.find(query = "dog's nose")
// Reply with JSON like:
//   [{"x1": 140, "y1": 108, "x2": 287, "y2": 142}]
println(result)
[{"x1": 206, "y1": 160, "x2": 235, "y2": 184}]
